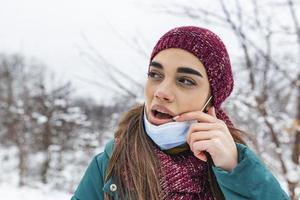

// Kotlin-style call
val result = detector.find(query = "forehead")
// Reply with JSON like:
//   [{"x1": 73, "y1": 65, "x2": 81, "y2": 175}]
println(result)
[{"x1": 151, "y1": 48, "x2": 208, "y2": 78}]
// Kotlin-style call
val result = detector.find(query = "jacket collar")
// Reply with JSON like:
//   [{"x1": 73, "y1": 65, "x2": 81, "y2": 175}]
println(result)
[
  {"x1": 104, "y1": 138, "x2": 115, "y2": 158},
  {"x1": 102, "y1": 139, "x2": 116, "y2": 195}
]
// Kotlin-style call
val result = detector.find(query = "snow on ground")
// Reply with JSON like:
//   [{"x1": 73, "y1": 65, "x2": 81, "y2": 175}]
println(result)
[{"x1": 0, "y1": 183, "x2": 72, "y2": 200}]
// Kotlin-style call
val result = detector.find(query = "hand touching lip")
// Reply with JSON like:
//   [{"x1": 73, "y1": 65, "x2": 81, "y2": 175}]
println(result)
[{"x1": 173, "y1": 106, "x2": 238, "y2": 172}]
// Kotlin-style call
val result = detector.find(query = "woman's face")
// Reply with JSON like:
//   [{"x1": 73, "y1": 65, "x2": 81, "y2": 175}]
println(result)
[{"x1": 144, "y1": 48, "x2": 211, "y2": 125}]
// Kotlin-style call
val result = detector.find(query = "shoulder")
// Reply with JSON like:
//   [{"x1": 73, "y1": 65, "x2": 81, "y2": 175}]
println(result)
[
  {"x1": 212, "y1": 142, "x2": 271, "y2": 182},
  {"x1": 94, "y1": 138, "x2": 115, "y2": 171},
  {"x1": 212, "y1": 143, "x2": 290, "y2": 199},
  {"x1": 71, "y1": 138, "x2": 115, "y2": 200}
]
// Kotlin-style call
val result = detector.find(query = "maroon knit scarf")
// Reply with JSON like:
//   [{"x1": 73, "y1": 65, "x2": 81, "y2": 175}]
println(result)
[
  {"x1": 115, "y1": 137, "x2": 215, "y2": 199},
  {"x1": 152, "y1": 144, "x2": 215, "y2": 200}
]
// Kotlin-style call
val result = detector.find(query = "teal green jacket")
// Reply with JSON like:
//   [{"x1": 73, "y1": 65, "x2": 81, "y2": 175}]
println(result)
[{"x1": 71, "y1": 139, "x2": 290, "y2": 200}]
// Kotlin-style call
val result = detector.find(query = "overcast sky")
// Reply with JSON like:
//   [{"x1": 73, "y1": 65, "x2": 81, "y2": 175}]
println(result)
[{"x1": 0, "y1": 0, "x2": 240, "y2": 104}]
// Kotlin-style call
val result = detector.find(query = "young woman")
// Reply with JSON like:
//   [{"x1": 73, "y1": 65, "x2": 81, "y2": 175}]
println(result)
[{"x1": 71, "y1": 26, "x2": 290, "y2": 200}]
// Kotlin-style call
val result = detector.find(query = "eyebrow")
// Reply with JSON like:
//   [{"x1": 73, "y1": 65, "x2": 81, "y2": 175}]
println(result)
[{"x1": 149, "y1": 61, "x2": 203, "y2": 77}]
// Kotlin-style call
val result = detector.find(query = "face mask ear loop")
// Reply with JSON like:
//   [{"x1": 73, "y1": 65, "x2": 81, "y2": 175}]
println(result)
[
  {"x1": 201, "y1": 96, "x2": 213, "y2": 113},
  {"x1": 143, "y1": 103, "x2": 149, "y2": 122},
  {"x1": 142, "y1": 102, "x2": 146, "y2": 114}
]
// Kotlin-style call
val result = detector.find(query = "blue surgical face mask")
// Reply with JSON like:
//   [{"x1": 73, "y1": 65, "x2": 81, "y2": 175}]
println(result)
[
  {"x1": 143, "y1": 110, "x2": 197, "y2": 150},
  {"x1": 143, "y1": 96, "x2": 212, "y2": 150}
]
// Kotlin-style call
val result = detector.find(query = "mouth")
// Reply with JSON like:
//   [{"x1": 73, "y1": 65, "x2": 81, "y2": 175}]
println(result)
[{"x1": 148, "y1": 105, "x2": 176, "y2": 126}]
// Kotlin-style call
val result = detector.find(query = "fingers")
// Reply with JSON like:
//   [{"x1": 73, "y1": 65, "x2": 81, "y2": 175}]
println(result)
[
  {"x1": 173, "y1": 110, "x2": 217, "y2": 123},
  {"x1": 197, "y1": 151, "x2": 207, "y2": 162},
  {"x1": 188, "y1": 122, "x2": 225, "y2": 133},
  {"x1": 186, "y1": 130, "x2": 218, "y2": 145},
  {"x1": 188, "y1": 122, "x2": 218, "y2": 132},
  {"x1": 186, "y1": 123, "x2": 228, "y2": 145},
  {"x1": 191, "y1": 140, "x2": 212, "y2": 161},
  {"x1": 191, "y1": 138, "x2": 224, "y2": 156},
  {"x1": 173, "y1": 106, "x2": 218, "y2": 123},
  {"x1": 173, "y1": 106, "x2": 237, "y2": 168}
]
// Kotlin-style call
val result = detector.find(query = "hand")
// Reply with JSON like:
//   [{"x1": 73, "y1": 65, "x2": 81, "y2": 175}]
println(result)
[{"x1": 173, "y1": 106, "x2": 238, "y2": 171}]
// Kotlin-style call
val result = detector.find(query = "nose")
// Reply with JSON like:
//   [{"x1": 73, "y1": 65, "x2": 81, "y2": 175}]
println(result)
[{"x1": 154, "y1": 82, "x2": 175, "y2": 103}]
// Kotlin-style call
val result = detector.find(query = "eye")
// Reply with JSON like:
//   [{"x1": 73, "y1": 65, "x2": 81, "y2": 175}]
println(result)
[
  {"x1": 147, "y1": 71, "x2": 163, "y2": 80},
  {"x1": 177, "y1": 77, "x2": 197, "y2": 86}
]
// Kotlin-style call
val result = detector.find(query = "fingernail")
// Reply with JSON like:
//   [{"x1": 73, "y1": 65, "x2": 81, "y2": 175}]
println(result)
[
  {"x1": 197, "y1": 152, "x2": 207, "y2": 162},
  {"x1": 172, "y1": 115, "x2": 180, "y2": 121}
]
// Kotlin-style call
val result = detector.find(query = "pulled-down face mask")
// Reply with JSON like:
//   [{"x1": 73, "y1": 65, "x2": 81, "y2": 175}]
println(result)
[{"x1": 143, "y1": 96, "x2": 212, "y2": 151}]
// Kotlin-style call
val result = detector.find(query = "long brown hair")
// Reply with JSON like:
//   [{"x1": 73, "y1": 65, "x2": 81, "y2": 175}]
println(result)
[{"x1": 104, "y1": 104, "x2": 246, "y2": 200}]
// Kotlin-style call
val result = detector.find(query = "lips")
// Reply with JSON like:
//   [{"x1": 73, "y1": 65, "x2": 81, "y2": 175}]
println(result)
[
  {"x1": 149, "y1": 104, "x2": 176, "y2": 125},
  {"x1": 151, "y1": 104, "x2": 176, "y2": 117}
]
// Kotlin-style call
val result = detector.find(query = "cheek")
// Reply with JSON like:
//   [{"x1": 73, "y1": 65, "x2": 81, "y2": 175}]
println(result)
[
  {"x1": 144, "y1": 81, "x2": 155, "y2": 102},
  {"x1": 144, "y1": 81, "x2": 157, "y2": 117},
  {"x1": 179, "y1": 93, "x2": 207, "y2": 111}
]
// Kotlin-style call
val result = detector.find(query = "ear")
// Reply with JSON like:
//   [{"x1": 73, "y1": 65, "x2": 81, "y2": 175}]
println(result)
[{"x1": 207, "y1": 106, "x2": 217, "y2": 117}]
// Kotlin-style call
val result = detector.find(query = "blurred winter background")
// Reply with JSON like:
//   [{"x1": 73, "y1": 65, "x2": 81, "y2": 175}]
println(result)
[{"x1": 0, "y1": 0, "x2": 299, "y2": 199}]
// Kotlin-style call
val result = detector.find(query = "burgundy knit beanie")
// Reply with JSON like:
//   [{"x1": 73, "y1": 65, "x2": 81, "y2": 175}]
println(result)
[{"x1": 149, "y1": 26, "x2": 234, "y2": 127}]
